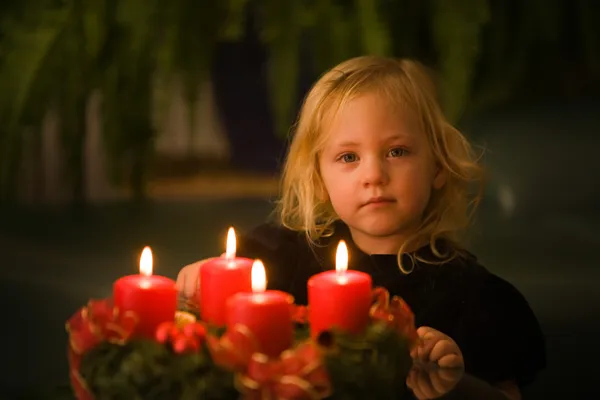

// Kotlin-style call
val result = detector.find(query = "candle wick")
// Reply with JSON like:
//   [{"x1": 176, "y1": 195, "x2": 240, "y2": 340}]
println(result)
[{"x1": 336, "y1": 269, "x2": 348, "y2": 284}]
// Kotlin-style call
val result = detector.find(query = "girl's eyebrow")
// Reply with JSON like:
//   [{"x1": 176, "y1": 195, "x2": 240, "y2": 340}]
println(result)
[
  {"x1": 334, "y1": 133, "x2": 412, "y2": 148},
  {"x1": 335, "y1": 140, "x2": 360, "y2": 148},
  {"x1": 382, "y1": 133, "x2": 412, "y2": 142}
]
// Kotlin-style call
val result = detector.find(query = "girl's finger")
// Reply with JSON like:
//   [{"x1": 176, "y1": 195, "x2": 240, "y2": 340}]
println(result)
[
  {"x1": 438, "y1": 353, "x2": 464, "y2": 368},
  {"x1": 429, "y1": 339, "x2": 458, "y2": 364},
  {"x1": 417, "y1": 338, "x2": 437, "y2": 361},
  {"x1": 178, "y1": 258, "x2": 217, "y2": 298},
  {"x1": 184, "y1": 268, "x2": 199, "y2": 298},
  {"x1": 410, "y1": 346, "x2": 418, "y2": 359},
  {"x1": 416, "y1": 326, "x2": 437, "y2": 339}
]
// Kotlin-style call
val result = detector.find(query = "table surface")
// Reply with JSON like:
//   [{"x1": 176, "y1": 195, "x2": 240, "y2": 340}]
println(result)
[
  {"x1": 406, "y1": 363, "x2": 509, "y2": 400},
  {"x1": 44, "y1": 370, "x2": 509, "y2": 400}
]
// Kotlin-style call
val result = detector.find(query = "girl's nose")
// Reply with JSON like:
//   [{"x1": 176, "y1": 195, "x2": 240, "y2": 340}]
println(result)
[{"x1": 361, "y1": 157, "x2": 389, "y2": 187}]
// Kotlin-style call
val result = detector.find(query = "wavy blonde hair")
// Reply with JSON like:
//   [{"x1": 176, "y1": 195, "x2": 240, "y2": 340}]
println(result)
[{"x1": 276, "y1": 56, "x2": 484, "y2": 272}]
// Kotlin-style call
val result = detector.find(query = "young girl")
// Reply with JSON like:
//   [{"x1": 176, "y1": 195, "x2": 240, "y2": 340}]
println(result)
[{"x1": 177, "y1": 56, "x2": 546, "y2": 399}]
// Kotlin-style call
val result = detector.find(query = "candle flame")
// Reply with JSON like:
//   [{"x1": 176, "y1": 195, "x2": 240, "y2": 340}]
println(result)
[
  {"x1": 225, "y1": 227, "x2": 236, "y2": 260},
  {"x1": 139, "y1": 246, "x2": 153, "y2": 276},
  {"x1": 252, "y1": 260, "x2": 267, "y2": 292},
  {"x1": 336, "y1": 240, "x2": 348, "y2": 276}
]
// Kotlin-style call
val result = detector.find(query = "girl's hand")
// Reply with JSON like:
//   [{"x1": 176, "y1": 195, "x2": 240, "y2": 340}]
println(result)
[
  {"x1": 175, "y1": 258, "x2": 217, "y2": 299},
  {"x1": 411, "y1": 326, "x2": 464, "y2": 368}
]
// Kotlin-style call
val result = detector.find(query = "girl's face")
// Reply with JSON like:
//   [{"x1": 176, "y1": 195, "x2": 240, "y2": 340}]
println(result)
[{"x1": 318, "y1": 93, "x2": 446, "y2": 254}]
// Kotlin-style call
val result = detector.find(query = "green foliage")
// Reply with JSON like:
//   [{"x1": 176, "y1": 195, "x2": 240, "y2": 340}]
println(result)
[
  {"x1": 78, "y1": 322, "x2": 412, "y2": 400},
  {"x1": 0, "y1": 3, "x2": 68, "y2": 127},
  {"x1": 257, "y1": 0, "x2": 392, "y2": 138},
  {"x1": 0, "y1": 0, "x2": 594, "y2": 200},
  {"x1": 0, "y1": 2, "x2": 69, "y2": 198},
  {"x1": 0, "y1": 0, "x2": 250, "y2": 201},
  {"x1": 355, "y1": 0, "x2": 391, "y2": 57},
  {"x1": 156, "y1": 0, "x2": 218, "y2": 104},
  {"x1": 80, "y1": 340, "x2": 237, "y2": 400},
  {"x1": 430, "y1": 0, "x2": 490, "y2": 122},
  {"x1": 307, "y1": 0, "x2": 357, "y2": 73},
  {"x1": 100, "y1": 0, "x2": 160, "y2": 194},
  {"x1": 256, "y1": 0, "x2": 303, "y2": 138},
  {"x1": 467, "y1": 1, "x2": 530, "y2": 115},
  {"x1": 325, "y1": 322, "x2": 412, "y2": 400},
  {"x1": 219, "y1": 0, "x2": 250, "y2": 42}
]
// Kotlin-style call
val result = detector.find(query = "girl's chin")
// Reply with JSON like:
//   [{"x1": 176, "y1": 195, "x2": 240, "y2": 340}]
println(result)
[
  {"x1": 352, "y1": 222, "x2": 407, "y2": 238},
  {"x1": 349, "y1": 214, "x2": 419, "y2": 238}
]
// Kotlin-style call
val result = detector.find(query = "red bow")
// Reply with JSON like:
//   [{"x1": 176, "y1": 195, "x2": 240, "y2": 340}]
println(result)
[
  {"x1": 155, "y1": 319, "x2": 207, "y2": 354},
  {"x1": 236, "y1": 342, "x2": 332, "y2": 400},
  {"x1": 369, "y1": 287, "x2": 418, "y2": 347},
  {"x1": 207, "y1": 324, "x2": 261, "y2": 371},
  {"x1": 291, "y1": 305, "x2": 308, "y2": 324},
  {"x1": 66, "y1": 298, "x2": 138, "y2": 400},
  {"x1": 67, "y1": 346, "x2": 94, "y2": 400},
  {"x1": 66, "y1": 298, "x2": 138, "y2": 355}
]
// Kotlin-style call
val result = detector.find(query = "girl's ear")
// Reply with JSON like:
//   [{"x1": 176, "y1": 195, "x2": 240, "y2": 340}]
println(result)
[{"x1": 432, "y1": 166, "x2": 447, "y2": 190}]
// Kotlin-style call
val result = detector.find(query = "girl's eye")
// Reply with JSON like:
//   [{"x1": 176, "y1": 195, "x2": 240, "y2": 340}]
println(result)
[
  {"x1": 388, "y1": 148, "x2": 408, "y2": 158},
  {"x1": 338, "y1": 153, "x2": 358, "y2": 163}
]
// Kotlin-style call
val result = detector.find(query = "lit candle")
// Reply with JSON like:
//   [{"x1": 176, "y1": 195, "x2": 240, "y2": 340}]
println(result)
[
  {"x1": 226, "y1": 260, "x2": 294, "y2": 357},
  {"x1": 113, "y1": 247, "x2": 178, "y2": 338},
  {"x1": 308, "y1": 241, "x2": 372, "y2": 338},
  {"x1": 199, "y1": 227, "x2": 253, "y2": 325}
]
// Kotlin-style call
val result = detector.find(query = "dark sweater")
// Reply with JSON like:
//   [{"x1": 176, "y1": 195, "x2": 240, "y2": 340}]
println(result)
[{"x1": 236, "y1": 221, "x2": 547, "y2": 388}]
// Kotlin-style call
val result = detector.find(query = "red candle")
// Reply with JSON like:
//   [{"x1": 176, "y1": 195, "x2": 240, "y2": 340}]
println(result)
[
  {"x1": 308, "y1": 240, "x2": 372, "y2": 338},
  {"x1": 199, "y1": 227, "x2": 253, "y2": 325},
  {"x1": 226, "y1": 260, "x2": 294, "y2": 357},
  {"x1": 113, "y1": 247, "x2": 178, "y2": 338}
]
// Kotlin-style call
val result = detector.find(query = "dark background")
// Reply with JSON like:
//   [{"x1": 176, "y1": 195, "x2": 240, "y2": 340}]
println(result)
[{"x1": 1, "y1": 0, "x2": 600, "y2": 398}]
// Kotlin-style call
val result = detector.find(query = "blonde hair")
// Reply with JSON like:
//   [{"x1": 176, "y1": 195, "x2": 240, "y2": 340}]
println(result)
[{"x1": 277, "y1": 56, "x2": 484, "y2": 272}]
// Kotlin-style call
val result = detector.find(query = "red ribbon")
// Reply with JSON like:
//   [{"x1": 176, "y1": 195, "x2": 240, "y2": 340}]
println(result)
[
  {"x1": 236, "y1": 341, "x2": 332, "y2": 400},
  {"x1": 66, "y1": 298, "x2": 138, "y2": 355},
  {"x1": 65, "y1": 298, "x2": 138, "y2": 400},
  {"x1": 207, "y1": 324, "x2": 261, "y2": 371},
  {"x1": 155, "y1": 319, "x2": 207, "y2": 354},
  {"x1": 369, "y1": 287, "x2": 418, "y2": 347},
  {"x1": 67, "y1": 346, "x2": 93, "y2": 400},
  {"x1": 291, "y1": 305, "x2": 308, "y2": 324},
  {"x1": 206, "y1": 322, "x2": 332, "y2": 399}
]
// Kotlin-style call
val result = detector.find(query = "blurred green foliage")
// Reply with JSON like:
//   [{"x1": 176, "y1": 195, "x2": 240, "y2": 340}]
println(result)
[{"x1": 0, "y1": 0, "x2": 598, "y2": 203}]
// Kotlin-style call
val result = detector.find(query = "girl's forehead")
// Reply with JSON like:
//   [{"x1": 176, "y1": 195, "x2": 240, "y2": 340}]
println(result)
[{"x1": 319, "y1": 93, "x2": 422, "y2": 143}]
